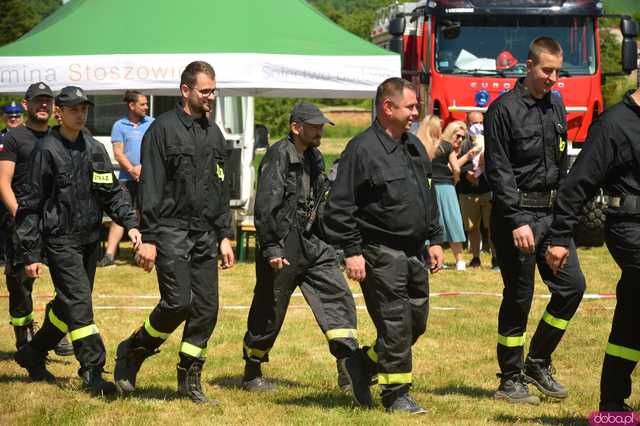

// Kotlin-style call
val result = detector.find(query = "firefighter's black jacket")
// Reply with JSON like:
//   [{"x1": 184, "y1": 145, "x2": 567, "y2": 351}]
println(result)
[
  {"x1": 15, "y1": 126, "x2": 137, "y2": 264},
  {"x1": 550, "y1": 90, "x2": 640, "y2": 246},
  {"x1": 254, "y1": 136, "x2": 324, "y2": 260},
  {"x1": 485, "y1": 78, "x2": 568, "y2": 230},
  {"x1": 322, "y1": 120, "x2": 443, "y2": 257},
  {"x1": 138, "y1": 105, "x2": 232, "y2": 244}
]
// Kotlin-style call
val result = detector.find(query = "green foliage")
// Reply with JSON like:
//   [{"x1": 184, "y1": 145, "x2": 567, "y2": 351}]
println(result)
[
  {"x1": 598, "y1": 19, "x2": 638, "y2": 108},
  {"x1": 308, "y1": 0, "x2": 391, "y2": 40}
]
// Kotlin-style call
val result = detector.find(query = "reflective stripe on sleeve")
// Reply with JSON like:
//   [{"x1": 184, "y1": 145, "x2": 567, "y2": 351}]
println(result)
[{"x1": 366, "y1": 345, "x2": 378, "y2": 363}]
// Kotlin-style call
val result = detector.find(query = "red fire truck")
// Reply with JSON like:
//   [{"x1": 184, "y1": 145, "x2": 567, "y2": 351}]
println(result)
[{"x1": 372, "y1": 0, "x2": 638, "y2": 245}]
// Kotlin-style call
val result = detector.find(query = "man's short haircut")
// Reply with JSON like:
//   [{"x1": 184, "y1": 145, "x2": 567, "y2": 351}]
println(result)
[
  {"x1": 123, "y1": 90, "x2": 144, "y2": 104},
  {"x1": 180, "y1": 61, "x2": 216, "y2": 87},
  {"x1": 527, "y1": 37, "x2": 563, "y2": 64},
  {"x1": 375, "y1": 77, "x2": 416, "y2": 108}
]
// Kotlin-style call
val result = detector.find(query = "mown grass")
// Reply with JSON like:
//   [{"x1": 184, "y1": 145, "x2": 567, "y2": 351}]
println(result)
[{"x1": 0, "y1": 244, "x2": 636, "y2": 425}]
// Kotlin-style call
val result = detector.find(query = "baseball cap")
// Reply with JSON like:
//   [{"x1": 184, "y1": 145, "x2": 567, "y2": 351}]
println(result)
[
  {"x1": 25, "y1": 82, "x2": 54, "y2": 100},
  {"x1": 55, "y1": 86, "x2": 94, "y2": 107},
  {"x1": 290, "y1": 102, "x2": 334, "y2": 126},
  {"x1": 2, "y1": 101, "x2": 23, "y2": 116}
]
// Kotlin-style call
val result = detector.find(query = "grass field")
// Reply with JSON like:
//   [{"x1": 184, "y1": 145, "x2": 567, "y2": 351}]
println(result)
[{"x1": 0, "y1": 243, "x2": 636, "y2": 425}]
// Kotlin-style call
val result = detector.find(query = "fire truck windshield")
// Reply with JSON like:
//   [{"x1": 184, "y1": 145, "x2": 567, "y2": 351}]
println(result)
[{"x1": 435, "y1": 15, "x2": 596, "y2": 77}]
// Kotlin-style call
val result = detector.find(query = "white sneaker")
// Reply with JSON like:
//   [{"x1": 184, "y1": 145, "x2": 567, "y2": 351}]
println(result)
[{"x1": 455, "y1": 261, "x2": 466, "y2": 271}]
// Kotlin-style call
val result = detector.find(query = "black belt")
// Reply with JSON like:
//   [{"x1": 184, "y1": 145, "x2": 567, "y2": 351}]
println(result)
[
  {"x1": 518, "y1": 190, "x2": 556, "y2": 209},
  {"x1": 608, "y1": 194, "x2": 640, "y2": 214}
]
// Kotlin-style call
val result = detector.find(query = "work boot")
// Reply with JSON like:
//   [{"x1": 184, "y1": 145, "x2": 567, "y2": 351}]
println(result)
[
  {"x1": 80, "y1": 367, "x2": 118, "y2": 396},
  {"x1": 14, "y1": 343, "x2": 55, "y2": 382},
  {"x1": 494, "y1": 373, "x2": 540, "y2": 405},
  {"x1": 384, "y1": 393, "x2": 427, "y2": 414},
  {"x1": 339, "y1": 350, "x2": 373, "y2": 408},
  {"x1": 337, "y1": 359, "x2": 350, "y2": 393},
  {"x1": 177, "y1": 360, "x2": 217, "y2": 404},
  {"x1": 53, "y1": 335, "x2": 74, "y2": 357},
  {"x1": 114, "y1": 330, "x2": 159, "y2": 394},
  {"x1": 523, "y1": 356, "x2": 568, "y2": 399},
  {"x1": 13, "y1": 323, "x2": 34, "y2": 350},
  {"x1": 599, "y1": 400, "x2": 633, "y2": 412},
  {"x1": 241, "y1": 361, "x2": 276, "y2": 392}
]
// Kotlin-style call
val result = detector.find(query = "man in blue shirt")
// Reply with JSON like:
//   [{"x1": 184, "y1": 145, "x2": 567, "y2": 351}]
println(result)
[{"x1": 98, "y1": 90, "x2": 153, "y2": 266}]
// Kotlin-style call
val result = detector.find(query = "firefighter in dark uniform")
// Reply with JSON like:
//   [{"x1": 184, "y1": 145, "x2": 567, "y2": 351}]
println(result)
[
  {"x1": 0, "y1": 101, "x2": 24, "y2": 268},
  {"x1": 0, "y1": 82, "x2": 73, "y2": 355},
  {"x1": 240, "y1": 102, "x2": 372, "y2": 408},
  {"x1": 115, "y1": 61, "x2": 235, "y2": 404},
  {"x1": 323, "y1": 78, "x2": 444, "y2": 414},
  {"x1": 484, "y1": 37, "x2": 585, "y2": 404},
  {"x1": 14, "y1": 86, "x2": 140, "y2": 395},
  {"x1": 547, "y1": 87, "x2": 640, "y2": 412}
]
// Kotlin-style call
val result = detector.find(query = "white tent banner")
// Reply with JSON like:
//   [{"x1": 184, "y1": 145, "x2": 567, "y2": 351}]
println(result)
[{"x1": 0, "y1": 53, "x2": 400, "y2": 98}]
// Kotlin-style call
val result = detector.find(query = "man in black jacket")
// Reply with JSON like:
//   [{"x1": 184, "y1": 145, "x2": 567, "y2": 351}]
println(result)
[
  {"x1": 240, "y1": 102, "x2": 372, "y2": 408},
  {"x1": 14, "y1": 86, "x2": 141, "y2": 396},
  {"x1": 0, "y1": 82, "x2": 73, "y2": 355},
  {"x1": 323, "y1": 78, "x2": 444, "y2": 414},
  {"x1": 485, "y1": 37, "x2": 585, "y2": 404},
  {"x1": 115, "y1": 61, "x2": 235, "y2": 404},
  {"x1": 547, "y1": 88, "x2": 640, "y2": 412}
]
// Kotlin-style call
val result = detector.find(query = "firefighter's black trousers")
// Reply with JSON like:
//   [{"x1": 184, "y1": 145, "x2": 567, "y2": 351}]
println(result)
[
  {"x1": 5, "y1": 227, "x2": 36, "y2": 327},
  {"x1": 600, "y1": 216, "x2": 640, "y2": 405},
  {"x1": 138, "y1": 228, "x2": 219, "y2": 361},
  {"x1": 243, "y1": 226, "x2": 358, "y2": 364},
  {"x1": 31, "y1": 240, "x2": 105, "y2": 371},
  {"x1": 360, "y1": 243, "x2": 429, "y2": 402},
  {"x1": 491, "y1": 209, "x2": 585, "y2": 376}
]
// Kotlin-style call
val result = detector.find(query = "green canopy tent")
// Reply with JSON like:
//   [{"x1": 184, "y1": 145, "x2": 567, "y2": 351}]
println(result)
[{"x1": 0, "y1": 0, "x2": 399, "y2": 98}]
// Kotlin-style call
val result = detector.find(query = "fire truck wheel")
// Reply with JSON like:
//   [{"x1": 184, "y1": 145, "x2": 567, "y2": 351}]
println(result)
[{"x1": 573, "y1": 196, "x2": 605, "y2": 247}]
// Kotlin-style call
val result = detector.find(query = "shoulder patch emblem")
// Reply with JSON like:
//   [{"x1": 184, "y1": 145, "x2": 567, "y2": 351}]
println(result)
[{"x1": 216, "y1": 163, "x2": 224, "y2": 181}]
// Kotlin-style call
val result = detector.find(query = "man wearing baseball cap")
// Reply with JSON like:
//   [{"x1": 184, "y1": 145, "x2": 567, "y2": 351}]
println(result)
[
  {"x1": 1, "y1": 101, "x2": 24, "y2": 133},
  {"x1": 14, "y1": 85, "x2": 141, "y2": 396},
  {"x1": 0, "y1": 82, "x2": 74, "y2": 356},
  {"x1": 240, "y1": 102, "x2": 373, "y2": 408}
]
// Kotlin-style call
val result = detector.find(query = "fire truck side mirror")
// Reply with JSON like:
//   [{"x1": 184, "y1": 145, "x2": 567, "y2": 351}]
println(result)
[
  {"x1": 620, "y1": 16, "x2": 638, "y2": 75},
  {"x1": 389, "y1": 17, "x2": 405, "y2": 37}
]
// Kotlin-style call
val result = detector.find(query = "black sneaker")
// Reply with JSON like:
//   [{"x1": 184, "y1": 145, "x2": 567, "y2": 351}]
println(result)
[
  {"x1": 97, "y1": 254, "x2": 115, "y2": 268},
  {"x1": 80, "y1": 368, "x2": 117, "y2": 396},
  {"x1": 494, "y1": 373, "x2": 540, "y2": 405},
  {"x1": 600, "y1": 400, "x2": 633, "y2": 412},
  {"x1": 523, "y1": 357, "x2": 568, "y2": 399},
  {"x1": 339, "y1": 351, "x2": 373, "y2": 408},
  {"x1": 385, "y1": 393, "x2": 427, "y2": 414},
  {"x1": 14, "y1": 344, "x2": 56, "y2": 382},
  {"x1": 53, "y1": 334, "x2": 74, "y2": 357},
  {"x1": 469, "y1": 257, "x2": 482, "y2": 268}
]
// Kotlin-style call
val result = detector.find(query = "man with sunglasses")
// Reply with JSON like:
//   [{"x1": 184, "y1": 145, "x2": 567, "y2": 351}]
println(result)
[
  {"x1": 115, "y1": 61, "x2": 234, "y2": 404},
  {"x1": 323, "y1": 77, "x2": 444, "y2": 414}
]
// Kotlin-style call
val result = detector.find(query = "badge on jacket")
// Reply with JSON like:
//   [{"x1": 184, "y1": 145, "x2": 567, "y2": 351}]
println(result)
[
  {"x1": 559, "y1": 137, "x2": 566, "y2": 152},
  {"x1": 216, "y1": 163, "x2": 224, "y2": 181},
  {"x1": 92, "y1": 172, "x2": 113, "y2": 184}
]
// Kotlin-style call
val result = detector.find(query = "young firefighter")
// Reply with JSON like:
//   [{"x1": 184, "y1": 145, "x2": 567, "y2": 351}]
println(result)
[{"x1": 14, "y1": 86, "x2": 141, "y2": 396}]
